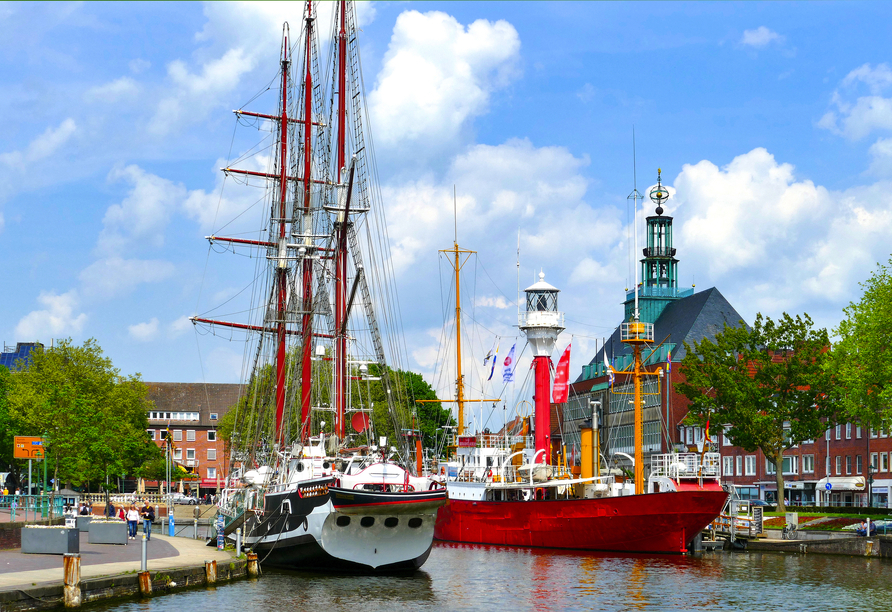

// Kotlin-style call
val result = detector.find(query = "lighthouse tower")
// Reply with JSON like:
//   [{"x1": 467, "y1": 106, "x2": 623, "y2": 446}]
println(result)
[{"x1": 519, "y1": 272, "x2": 564, "y2": 459}]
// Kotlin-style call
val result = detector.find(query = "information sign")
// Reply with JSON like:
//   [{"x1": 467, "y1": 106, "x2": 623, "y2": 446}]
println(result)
[{"x1": 13, "y1": 437, "x2": 45, "y2": 459}]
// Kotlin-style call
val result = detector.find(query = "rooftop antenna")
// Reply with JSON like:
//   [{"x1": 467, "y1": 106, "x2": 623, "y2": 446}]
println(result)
[{"x1": 627, "y1": 127, "x2": 643, "y2": 321}]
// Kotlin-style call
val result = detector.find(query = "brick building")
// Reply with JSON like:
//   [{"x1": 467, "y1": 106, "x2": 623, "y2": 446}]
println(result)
[{"x1": 144, "y1": 382, "x2": 243, "y2": 493}]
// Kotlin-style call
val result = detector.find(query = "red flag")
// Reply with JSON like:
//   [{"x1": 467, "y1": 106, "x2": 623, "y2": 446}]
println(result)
[{"x1": 552, "y1": 344, "x2": 572, "y2": 403}]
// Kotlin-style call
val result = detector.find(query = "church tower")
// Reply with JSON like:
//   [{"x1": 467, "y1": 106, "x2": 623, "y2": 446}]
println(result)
[{"x1": 623, "y1": 169, "x2": 689, "y2": 323}]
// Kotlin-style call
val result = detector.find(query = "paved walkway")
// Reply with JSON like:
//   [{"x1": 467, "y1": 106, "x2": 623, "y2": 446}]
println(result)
[{"x1": 0, "y1": 531, "x2": 232, "y2": 592}]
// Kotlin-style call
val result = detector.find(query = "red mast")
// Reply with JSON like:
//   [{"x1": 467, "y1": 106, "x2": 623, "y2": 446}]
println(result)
[
  {"x1": 334, "y1": 0, "x2": 348, "y2": 438},
  {"x1": 273, "y1": 34, "x2": 291, "y2": 448},
  {"x1": 299, "y1": 1, "x2": 315, "y2": 442}
]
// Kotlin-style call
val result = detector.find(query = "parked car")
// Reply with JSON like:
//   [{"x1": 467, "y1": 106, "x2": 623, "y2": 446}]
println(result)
[
  {"x1": 749, "y1": 500, "x2": 770, "y2": 507},
  {"x1": 169, "y1": 493, "x2": 199, "y2": 505}
]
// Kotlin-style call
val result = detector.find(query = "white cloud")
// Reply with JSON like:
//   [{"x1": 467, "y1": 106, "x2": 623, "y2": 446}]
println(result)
[
  {"x1": 129, "y1": 318, "x2": 160, "y2": 342},
  {"x1": 867, "y1": 137, "x2": 892, "y2": 177},
  {"x1": 79, "y1": 257, "x2": 176, "y2": 300},
  {"x1": 819, "y1": 63, "x2": 892, "y2": 140},
  {"x1": 475, "y1": 296, "x2": 511, "y2": 309},
  {"x1": 368, "y1": 10, "x2": 520, "y2": 155},
  {"x1": 672, "y1": 148, "x2": 892, "y2": 322},
  {"x1": 741, "y1": 26, "x2": 784, "y2": 48},
  {"x1": 0, "y1": 118, "x2": 77, "y2": 169},
  {"x1": 129, "y1": 58, "x2": 151, "y2": 74},
  {"x1": 85, "y1": 77, "x2": 139, "y2": 103},
  {"x1": 169, "y1": 316, "x2": 193, "y2": 338},
  {"x1": 15, "y1": 290, "x2": 87, "y2": 339}
]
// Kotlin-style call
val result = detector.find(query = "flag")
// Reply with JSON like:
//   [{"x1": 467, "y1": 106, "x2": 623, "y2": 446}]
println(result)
[
  {"x1": 667, "y1": 350, "x2": 672, "y2": 374},
  {"x1": 604, "y1": 353, "x2": 614, "y2": 387},
  {"x1": 503, "y1": 343, "x2": 517, "y2": 383},
  {"x1": 705, "y1": 417, "x2": 711, "y2": 443},
  {"x1": 485, "y1": 340, "x2": 500, "y2": 381},
  {"x1": 552, "y1": 344, "x2": 571, "y2": 403}
]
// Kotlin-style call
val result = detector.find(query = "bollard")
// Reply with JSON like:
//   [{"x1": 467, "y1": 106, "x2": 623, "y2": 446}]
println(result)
[
  {"x1": 194, "y1": 518, "x2": 198, "y2": 539},
  {"x1": 236, "y1": 527, "x2": 242, "y2": 557},
  {"x1": 169, "y1": 515, "x2": 175, "y2": 537},
  {"x1": 246, "y1": 552, "x2": 260, "y2": 578},
  {"x1": 205, "y1": 559, "x2": 217, "y2": 584},
  {"x1": 141, "y1": 534, "x2": 148, "y2": 572},
  {"x1": 63, "y1": 553, "x2": 81, "y2": 608}
]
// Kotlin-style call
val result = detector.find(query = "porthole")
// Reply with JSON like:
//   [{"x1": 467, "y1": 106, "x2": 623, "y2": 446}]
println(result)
[
  {"x1": 336, "y1": 515, "x2": 351, "y2": 527},
  {"x1": 408, "y1": 518, "x2": 422, "y2": 529},
  {"x1": 360, "y1": 516, "x2": 375, "y2": 528},
  {"x1": 296, "y1": 461, "x2": 305, "y2": 472},
  {"x1": 323, "y1": 461, "x2": 330, "y2": 469},
  {"x1": 384, "y1": 517, "x2": 398, "y2": 528}
]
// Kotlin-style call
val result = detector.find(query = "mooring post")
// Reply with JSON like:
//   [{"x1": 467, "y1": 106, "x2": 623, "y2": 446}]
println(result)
[
  {"x1": 236, "y1": 527, "x2": 242, "y2": 557},
  {"x1": 63, "y1": 553, "x2": 81, "y2": 608},
  {"x1": 205, "y1": 559, "x2": 217, "y2": 584},
  {"x1": 194, "y1": 518, "x2": 198, "y2": 539},
  {"x1": 138, "y1": 570, "x2": 153, "y2": 597},
  {"x1": 246, "y1": 552, "x2": 260, "y2": 578},
  {"x1": 141, "y1": 534, "x2": 148, "y2": 571}
]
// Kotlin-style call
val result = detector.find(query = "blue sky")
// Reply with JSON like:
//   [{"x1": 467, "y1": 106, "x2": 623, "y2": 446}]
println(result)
[{"x1": 2, "y1": 2, "x2": 892, "y2": 417}]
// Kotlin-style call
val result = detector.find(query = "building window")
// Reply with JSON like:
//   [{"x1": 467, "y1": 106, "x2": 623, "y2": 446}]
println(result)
[
  {"x1": 836, "y1": 456, "x2": 842, "y2": 475},
  {"x1": 872, "y1": 428, "x2": 878, "y2": 439},
  {"x1": 723, "y1": 427, "x2": 731, "y2": 446},
  {"x1": 187, "y1": 430, "x2": 196, "y2": 442},
  {"x1": 207, "y1": 467, "x2": 217, "y2": 479},
  {"x1": 173, "y1": 430, "x2": 182, "y2": 442},
  {"x1": 723, "y1": 456, "x2": 734, "y2": 476},
  {"x1": 857, "y1": 426, "x2": 862, "y2": 439},
  {"x1": 146, "y1": 430, "x2": 155, "y2": 440},
  {"x1": 210, "y1": 413, "x2": 218, "y2": 420},
  {"x1": 846, "y1": 456, "x2": 852, "y2": 475},
  {"x1": 883, "y1": 428, "x2": 888, "y2": 438},
  {"x1": 207, "y1": 431, "x2": 216, "y2": 442},
  {"x1": 835, "y1": 425, "x2": 841, "y2": 440},
  {"x1": 186, "y1": 449, "x2": 195, "y2": 460},
  {"x1": 745, "y1": 456, "x2": 756, "y2": 476},
  {"x1": 174, "y1": 449, "x2": 182, "y2": 460},
  {"x1": 856, "y1": 455, "x2": 863, "y2": 474},
  {"x1": 846, "y1": 423, "x2": 852, "y2": 439},
  {"x1": 766, "y1": 458, "x2": 775, "y2": 475},
  {"x1": 736, "y1": 456, "x2": 743, "y2": 476},
  {"x1": 208, "y1": 449, "x2": 217, "y2": 461},
  {"x1": 872, "y1": 453, "x2": 878, "y2": 470},
  {"x1": 803, "y1": 455, "x2": 814, "y2": 474},
  {"x1": 882, "y1": 453, "x2": 889, "y2": 472},
  {"x1": 826, "y1": 456, "x2": 831, "y2": 476},
  {"x1": 826, "y1": 428, "x2": 831, "y2": 441}
]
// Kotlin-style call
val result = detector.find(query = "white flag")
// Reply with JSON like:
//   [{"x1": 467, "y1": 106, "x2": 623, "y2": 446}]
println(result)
[{"x1": 503, "y1": 343, "x2": 517, "y2": 383}]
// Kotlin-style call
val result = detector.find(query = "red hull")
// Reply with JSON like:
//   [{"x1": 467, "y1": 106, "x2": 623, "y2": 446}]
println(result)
[{"x1": 434, "y1": 488, "x2": 728, "y2": 554}]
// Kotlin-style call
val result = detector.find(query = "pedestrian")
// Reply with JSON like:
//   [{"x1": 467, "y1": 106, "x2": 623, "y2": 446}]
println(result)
[
  {"x1": 126, "y1": 504, "x2": 140, "y2": 540},
  {"x1": 105, "y1": 500, "x2": 115, "y2": 518},
  {"x1": 117, "y1": 505, "x2": 126, "y2": 521},
  {"x1": 2, "y1": 486, "x2": 7, "y2": 501},
  {"x1": 141, "y1": 501, "x2": 155, "y2": 541}
]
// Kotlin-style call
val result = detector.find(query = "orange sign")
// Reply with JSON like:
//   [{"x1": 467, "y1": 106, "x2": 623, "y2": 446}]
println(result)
[{"x1": 14, "y1": 436, "x2": 45, "y2": 459}]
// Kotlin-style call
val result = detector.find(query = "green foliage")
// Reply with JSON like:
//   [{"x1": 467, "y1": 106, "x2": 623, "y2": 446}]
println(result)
[
  {"x1": 0, "y1": 366, "x2": 18, "y2": 470},
  {"x1": 831, "y1": 259, "x2": 892, "y2": 428},
  {"x1": 677, "y1": 313, "x2": 835, "y2": 512},
  {"x1": 6, "y1": 338, "x2": 161, "y2": 488}
]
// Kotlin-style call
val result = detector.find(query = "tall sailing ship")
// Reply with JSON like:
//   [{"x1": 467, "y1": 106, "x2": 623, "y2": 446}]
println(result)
[
  {"x1": 432, "y1": 175, "x2": 728, "y2": 554},
  {"x1": 192, "y1": 1, "x2": 444, "y2": 573}
]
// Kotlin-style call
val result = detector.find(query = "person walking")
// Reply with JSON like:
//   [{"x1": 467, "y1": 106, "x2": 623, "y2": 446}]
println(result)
[
  {"x1": 105, "y1": 500, "x2": 115, "y2": 518},
  {"x1": 141, "y1": 501, "x2": 155, "y2": 541},
  {"x1": 126, "y1": 504, "x2": 140, "y2": 540}
]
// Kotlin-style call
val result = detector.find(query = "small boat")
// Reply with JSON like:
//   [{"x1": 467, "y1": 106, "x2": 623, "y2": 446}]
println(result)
[{"x1": 197, "y1": 0, "x2": 444, "y2": 573}]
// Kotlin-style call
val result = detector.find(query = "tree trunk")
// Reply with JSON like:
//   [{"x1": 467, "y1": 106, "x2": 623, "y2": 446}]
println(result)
[{"x1": 773, "y1": 449, "x2": 786, "y2": 514}]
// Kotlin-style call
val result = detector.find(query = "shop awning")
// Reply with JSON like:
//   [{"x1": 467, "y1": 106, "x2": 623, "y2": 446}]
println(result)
[{"x1": 815, "y1": 476, "x2": 866, "y2": 491}]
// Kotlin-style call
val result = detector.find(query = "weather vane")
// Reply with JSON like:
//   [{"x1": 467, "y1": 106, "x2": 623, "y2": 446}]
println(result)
[{"x1": 648, "y1": 168, "x2": 669, "y2": 215}]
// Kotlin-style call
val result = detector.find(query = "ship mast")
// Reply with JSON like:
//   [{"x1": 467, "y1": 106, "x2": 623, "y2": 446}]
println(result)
[{"x1": 621, "y1": 168, "x2": 669, "y2": 495}]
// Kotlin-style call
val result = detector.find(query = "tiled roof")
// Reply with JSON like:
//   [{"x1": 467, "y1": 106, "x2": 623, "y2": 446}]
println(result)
[
  {"x1": 144, "y1": 382, "x2": 244, "y2": 427},
  {"x1": 575, "y1": 287, "x2": 749, "y2": 382}
]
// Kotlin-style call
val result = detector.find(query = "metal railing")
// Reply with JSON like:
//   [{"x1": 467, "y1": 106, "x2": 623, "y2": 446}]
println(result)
[
  {"x1": 0, "y1": 494, "x2": 64, "y2": 521},
  {"x1": 650, "y1": 452, "x2": 721, "y2": 479}
]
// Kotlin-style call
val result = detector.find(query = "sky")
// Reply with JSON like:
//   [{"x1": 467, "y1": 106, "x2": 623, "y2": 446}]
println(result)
[{"x1": 2, "y1": 1, "x2": 892, "y2": 427}]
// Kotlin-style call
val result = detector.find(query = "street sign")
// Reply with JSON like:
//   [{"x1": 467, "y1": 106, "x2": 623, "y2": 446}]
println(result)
[
  {"x1": 13, "y1": 437, "x2": 44, "y2": 459},
  {"x1": 825, "y1": 482, "x2": 832, "y2": 491}
]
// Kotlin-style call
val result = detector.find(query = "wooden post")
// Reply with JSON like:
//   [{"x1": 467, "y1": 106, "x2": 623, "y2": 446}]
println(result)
[
  {"x1": 205, "y1": 559, "x2": 217, "y2": 584},
  {"x1": 138, "y1": 571, "x2": 153, "y2": 596},
  {"x1": 63, "y1": 553, "x2": 81, "y2": 608},
  {"x1": 246, "y1": 552, "x2": 260, "y2": 577}
]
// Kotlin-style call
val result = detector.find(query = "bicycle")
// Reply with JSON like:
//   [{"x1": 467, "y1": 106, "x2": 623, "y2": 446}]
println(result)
[{"x1": 781, "y1": 523, "x2": 798, "y2": 540}]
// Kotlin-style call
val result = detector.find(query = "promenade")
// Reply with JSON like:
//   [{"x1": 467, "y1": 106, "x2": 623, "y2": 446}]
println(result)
[{"x1": 0, "y1": 530, "x2": 233, "y2": 593}]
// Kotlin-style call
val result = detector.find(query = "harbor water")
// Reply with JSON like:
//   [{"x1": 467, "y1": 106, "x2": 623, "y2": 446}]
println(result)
[{"x1": 88, "y1": 542, "x2": 892, "y2": 611}]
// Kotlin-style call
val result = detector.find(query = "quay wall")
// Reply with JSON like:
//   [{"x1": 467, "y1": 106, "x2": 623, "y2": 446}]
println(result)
[
  {"x1": 0, "y1": 558, "x2": 250, "y2": 612},
  {"x1": 746, "y1": 535, "x2": 892, "y2": 557}
]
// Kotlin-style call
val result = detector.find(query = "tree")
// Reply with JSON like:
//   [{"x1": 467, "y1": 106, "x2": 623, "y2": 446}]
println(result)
[
  {"x1": 831, "y1": 259, "x2": 892, "y2": 429},
  {"x1": 7, "y1": 338, "x2": 161, "y2": 490},
  {"x1": 677, "y1": 313, "x2": 835, "y2": 513}
]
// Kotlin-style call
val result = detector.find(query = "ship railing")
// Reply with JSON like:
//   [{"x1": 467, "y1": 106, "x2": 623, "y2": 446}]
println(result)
[
  {"x1": 650, "y1": 452, "x2": 721, "y2": 480},
  {"x1": 450, "y1": 462, "x2": 578, "y2": 485},
  {"x1": 450, "y1": 434, "x2": 533, "y2": 450}
]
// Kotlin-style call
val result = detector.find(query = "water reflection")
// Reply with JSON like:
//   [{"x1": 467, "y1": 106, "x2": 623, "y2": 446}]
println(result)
[{"x1": 88, "y1": 543, "x2": 892, "y2": 612}]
